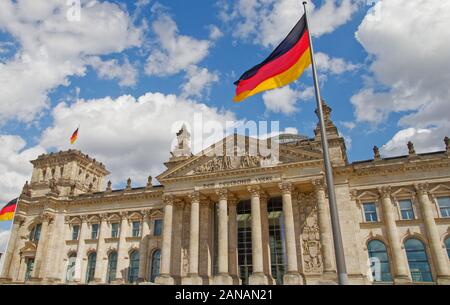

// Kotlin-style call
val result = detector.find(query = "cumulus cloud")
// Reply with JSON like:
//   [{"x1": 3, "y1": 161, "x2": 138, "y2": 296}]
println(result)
[
  {"x1": 145, "y1": 12, "x2": 211, "y2": 76},
  {"x1": 0, "y1": 229, "x2": 11, "y2": 253},
  {"x1": 88, "y1": 56, "x2": 138, "y2": 87},
  {"x1": 39, "y1": 92, "x2": 237, "y2": 187},
  {"x1": 0, "y1": 0, "x2": 142, "y2": 124},
  {"x1": 315, "y1": 52, "x2": 359, "y2": 75},
  {"x1": 0, "y1": 135, "x2": 45, "y2": 203},
  {"x1": 181, "y1": 66, "x2": 220, "y2": 99},
  {"x1": 219, "y1": 0, "x2": 362, "y2": 48},
  {"x1": 262, "y1": 86, "x2": 314, "y2": 115},
  {"x1": 352, "y1": 0, "x2": 450, "y2": 155}
]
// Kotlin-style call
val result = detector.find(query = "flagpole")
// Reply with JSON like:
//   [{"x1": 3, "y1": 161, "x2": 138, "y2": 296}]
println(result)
[
  {"x1": 0, "y1": 198, "x2": 18, "y2": 277},
  {"x1": 302, "y1": 1, "x2": 349, "y2": 285}
]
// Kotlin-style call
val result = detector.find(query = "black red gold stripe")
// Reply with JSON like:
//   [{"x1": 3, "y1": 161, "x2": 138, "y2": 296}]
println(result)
[
  {"x1": 234, "y1": 14, "x2": 311, "y2": 102},
  {"x1": 0, "y1": 198, "x2": 17, "y2": 222}
]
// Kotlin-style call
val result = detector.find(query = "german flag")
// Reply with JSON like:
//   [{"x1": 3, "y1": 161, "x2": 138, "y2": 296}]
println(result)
[
  {"x1": 234, "y1": 14, "x2": 311, "y2": 102},
  {"x1": 70, "y1": 127, "x2": 79, "y2": 145},
  {"x1": 0, "y1": 198, "x2": 18, "y2": 222}
]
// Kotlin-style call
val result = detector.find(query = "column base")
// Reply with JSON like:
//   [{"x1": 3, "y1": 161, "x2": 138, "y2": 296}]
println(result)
[
  {"x1": 182, "y1": 274, "x2": 204, "y2": 285},
  {"x1": 393, "y1": 275, "x2": 412, "y2": 285},
  {"x1": 436, "y1": 275, "x2": 450, "y2": 285},
  {"x1": 155, "y1": 274, "x2": 175, "y2": 285},
  {"x1": 0, "y1": 277, "x2": 12, "y2": 284},
  {"x1": 213, "y1": 273, "x2": 233, "y2": 285},
  {"x1": 249, "y1": 272, "x2": 268, "y2": 285},
  {"x1": 283, "y1": 272, "x2": 303, "y2": 285}
]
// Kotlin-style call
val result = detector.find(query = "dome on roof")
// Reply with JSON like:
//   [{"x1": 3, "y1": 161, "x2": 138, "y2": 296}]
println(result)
[{"x1": 272, "y1": 133, "x2": 308, "y2": 144}]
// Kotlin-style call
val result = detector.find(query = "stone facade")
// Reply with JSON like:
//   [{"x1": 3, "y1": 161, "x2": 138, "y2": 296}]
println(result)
[{"x1": 1, "y1": 103, "x2": 450, "y2": 285}]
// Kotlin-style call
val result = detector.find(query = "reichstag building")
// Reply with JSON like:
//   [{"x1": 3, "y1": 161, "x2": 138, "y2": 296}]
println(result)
[{"x1": 1, "y1": 102, "x2": 450, "y2": 285}]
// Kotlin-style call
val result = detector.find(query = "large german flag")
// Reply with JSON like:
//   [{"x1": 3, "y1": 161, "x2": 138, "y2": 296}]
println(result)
[
  {"x1": 234, "y1": 14, "x2": 311, "y2": 102},
  {"x1": 0, "y1": 198, "x2": 18, "y2": 222}
]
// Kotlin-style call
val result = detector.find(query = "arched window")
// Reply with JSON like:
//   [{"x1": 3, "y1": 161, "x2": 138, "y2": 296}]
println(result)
[
  {"x1": 29, "y1": 224, "x2": 42, "y2": 242},
  {"x1": 106, "y1": 251, "x2": 118, "y2": 283},
  {"x1": 445, "y1": 237, "x2": 450, "y2": 260},
  {"x1": 128, "y1": 251, "x2": 139, "y2": 284},
  {"x1": 85, "y1": 252, "x2": 97, "y2": 283},
  {"x1": 404, "y1": 238, "x2": 433, "y2": 282},
  {"x1": 149, "y1": 249, "x2": 161, "y2": 282},
  {"x1": 367, "y1": 240, "x2": 392, "y2": 282},
  {"x1": 66, "y1": 253, "x2": 77, "y2": 282}
]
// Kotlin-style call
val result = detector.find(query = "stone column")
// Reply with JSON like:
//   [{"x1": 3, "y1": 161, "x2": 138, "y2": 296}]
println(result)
[
  {"x1": 138, "y1": 210, "x2": 151, "y2": 283},
  {"x1": 183, "y1": 192, "x2": 202, "y2": 284},
  {"x1": 415, "y1": 183, "x2": 450, "y2": 284},
  {"x1": 280, "y1": 182, "x2": 302, "y2": 284},
  {"x1": 155, "y1": 196, "x2": 175, "y2": 285},
  {"x1": 378, "y1": 186, "x2": 410, "y2": 284},
  {"x1": 259, "y1": 192, "x2": 274, "y2": 284},
  {"x1": 214, "y1": 189, "x2": 233, "y2": 285},
  {"x1": 312, "y1": 179, "x2": 336, "y2": 277},
  {"x1": 94, "y1": 214, "x2": 108, "y2": 283},
  {"x1": 248, "y1": 186, "x2": 268, "y2": 285},
  {"x1": 31, "y1": 212, "x2": 53, "y2": 280},
  {"x1": 0, "y1": 214, "x2": 25, "y2": 281},
  {"x1": 228, "y1": 195, "x2": 241, "y2": 285},
  {"x1": 73, "y1": 216, "x2": 88, "y2": 283},
  {"x1": 115, "y1": 212, "x2": 129, "y2": 283}
]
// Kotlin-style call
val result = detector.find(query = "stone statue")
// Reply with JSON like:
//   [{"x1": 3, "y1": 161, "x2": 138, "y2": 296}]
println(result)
[
  {"x1": 407, "y1": 141, "x2": 416, "y2": 155},
  {"x1": 445, "y1": 136, "x2": 449, "y2": 151},
  {"x1": 373, "y1": 146, "x2": 381, "y2": 160}
]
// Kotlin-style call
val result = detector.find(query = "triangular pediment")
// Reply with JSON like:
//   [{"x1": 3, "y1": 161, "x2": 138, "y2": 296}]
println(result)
[
  {"x1": 157, "y1": 134, "x2": 323, "y2": 181},
  {"x1": 20, "y1": 241, "x2": 37, "y2": 255}
]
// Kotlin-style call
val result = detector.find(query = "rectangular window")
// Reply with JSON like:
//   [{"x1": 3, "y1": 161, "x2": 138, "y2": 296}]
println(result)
[
  {"x1": 363, "y1": 203, "x2": 378, "y2": 222},
  {"x1": 111, "y1": 223, "x2": 119, "y2": 238},
  {"x1": 132, "y1": 221, "x2": 141, "y2": 237},
  {"x1": 154, "y1": 219, "x2": 163, "y2": 236},
  {"x1": 91, "y1": 223, "x2": 99, "y2": 239},
  {"x1": 399, "y1": 199, "x2": 415, "y2": 220},
  {"x1": 437, "y1": 196, "x2": 450, "y2": 218},
  {"x1": 72, "y1": 225, "x2": 80, "y2": 240},
  {"x1": 30, "y1": 224, "x2": 42, "y2": 242}
]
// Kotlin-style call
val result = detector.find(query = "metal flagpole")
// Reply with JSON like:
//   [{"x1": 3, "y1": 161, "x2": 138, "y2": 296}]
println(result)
[
  {"x1": 0, "y1": 198, "x2": 18, "y2": 277},
  {"x1": 302, "y1": 1, "x2": 349, "y2": 285}
]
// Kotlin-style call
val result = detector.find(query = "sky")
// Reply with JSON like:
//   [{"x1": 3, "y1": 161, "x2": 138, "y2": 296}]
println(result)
[{"x1": 1, "y1": 0, "x2": 450, "y2": 251}]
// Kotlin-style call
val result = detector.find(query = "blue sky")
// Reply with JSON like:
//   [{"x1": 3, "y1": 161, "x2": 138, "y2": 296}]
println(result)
[{"x1": 1, "y1": 0, "x2": 450, "y2": 245}]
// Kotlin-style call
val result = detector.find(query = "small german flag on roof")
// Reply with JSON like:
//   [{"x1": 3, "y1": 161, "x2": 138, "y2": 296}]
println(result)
[{"x1": 0, "y1": 198, "x2": 18, "y2": 222}]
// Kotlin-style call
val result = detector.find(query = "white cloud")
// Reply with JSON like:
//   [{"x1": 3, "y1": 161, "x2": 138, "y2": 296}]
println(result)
[
  {"x1": 340, "y1": 121, "x2": 356, "y2": 131},
  {"x1": 145, "y1": 12, "x2": 211, "y2": 76},
  {"x1": 315, "y1": 52, "x2": 359, "y2": 75},
  {"x1": 381, "y1": 127, "x2": 448, "y2": 157},
  {"x1": 220, "y1": 0, "x2": 362, "y2": 48},
  {"x1": 39, "y1": 92, "x2": 237, "y2": 187},
  {"x1": 263, "y1": 85, "x2": 314, "y2": 115},
  {"x1": 208, "y1": 25, "x2": 224, "y2": 41},
  {"x1": 181, "y1": 66, "x2": 220, "y2": 99},
  {"x1": 352, "y1": 0, "x2": 450, "y2": 153},
  {"x1": 0, "y1": 0, "x2": 142, "y2": 124},
  {"x1": 0, "y1": 135, "x2": 45, "y2": 203},
  {"x1": 88, "y1": 56, "x2": 138, "y2": 87}
]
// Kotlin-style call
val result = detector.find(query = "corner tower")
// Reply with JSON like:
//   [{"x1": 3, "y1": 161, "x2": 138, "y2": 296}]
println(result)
[{"x1": 29, "y1": 150, "x2": 110, "y2": 197}]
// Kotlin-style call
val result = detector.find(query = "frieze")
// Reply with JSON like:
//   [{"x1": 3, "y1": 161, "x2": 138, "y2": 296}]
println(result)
[{"x1": 198, "y1": 175, "x2": 278, "y2": 190}]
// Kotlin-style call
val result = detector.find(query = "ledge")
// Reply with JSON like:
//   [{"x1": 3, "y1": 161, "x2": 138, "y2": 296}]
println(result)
[
  {"x1": 125, "y1": 236, "x2": 141, "y2": 242},
  {"x1": 65, "y1": 240, "x2": 79, "y2": 245},
  {"x1": 105, "y1": 238, "x2": 119, "y2": 243}
]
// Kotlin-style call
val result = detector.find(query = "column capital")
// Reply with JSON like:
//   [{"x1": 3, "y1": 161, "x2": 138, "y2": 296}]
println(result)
[
  {"x1": 312, "y1": 178, "x2": 325, "y2": 191},
  {"x1": 414, "y1": 183, "x2": 430, "y2": 196},
  {"x1": 279, "y1": 182, "x2": 293, "y2": 194},
  {"x1": 247, "y1": 185, "x2": 261, "y2": 197},
  {"x1": 41, "y1": 212, "x2": 54, "y2": 224},
  {"x1": 99, "y1": 213, "x2": 108, "y2": 222},
  {"x1": 119, "y1": 211, "x2": 128, "y2": 220},
  {"x1": 216, "y1": 189, "x2": 228, "y2": 201},
  {"x1": 13, "y1": 214, "x2": 26, "y2": 226},
  {"x1": 228, "y1": 193, "x2": 239, "y2": 206},
  {"x1": 80, "y1": 215, "x2": 89, "y2": 223},
  {"x1": 377, "y1": 186, "x2": 392, "y2": 199},
  {"x1": 188, "y1": 191, "x2": 201, "y2": 203},
  {"x1": 162, "y1": 194, "x2": 175, "y2": 206},
  {"x1": 142, "y1": 209, "x2": 152, "y2": 219}
]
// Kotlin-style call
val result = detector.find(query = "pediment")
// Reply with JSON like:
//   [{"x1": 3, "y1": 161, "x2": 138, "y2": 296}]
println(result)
[
  {"x1": 20, "y1": 241, "x2": 37, "y2": 255},
  {"x1": 158, "y1": 134, "x2": 322, "y2": 181}
]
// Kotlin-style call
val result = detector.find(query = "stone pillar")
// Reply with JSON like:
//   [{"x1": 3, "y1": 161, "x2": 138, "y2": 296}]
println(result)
[
  {"x1": 94, "y1": 214, "x2": 108, "y2": 283},
  {"x1": 248, "y1": 186, "x2": 268, "y2": 285},
  {"x1": 31, "y1": 212, "x2": 53, "y2": 280},
  {"x1": 138, "y1": 210, "x2": 151, "y2": 283},
  {"x1": 259, "y1": 192, "x2": 274, "y2": 284},
  {"x1": 183, "y1": 192, "x2": 203, "y2": 285},
  {"x1": 378, "y1": 186, "x2": 410, "y2": 284},
  {"x1": 0, "y1": 214, "x2": 25, "y2": 281},
  {"x1": 115, "y1": 212, "x2": 129, "y2": 283},
  {"x1": 155, "y1": 196, "x2": 175, "y2": 285},
  {"x1": 280, "y1": 182, "x2": 302, "y2": 284},
  {"x1": 73, "y1": 216, "x2": 88, "y2": 283},
  {"x1": 415, "y1": 183, "x2": 450, "y2": 284},
  {"x1": 312, "y1": 179, "x2": 336, "y2": 277},
  {"x1": 214, "y1": 189, "x2": 233, "y2": 285},
  {"x1": 228, "y1": 195, "x2": 241, "y2": 285}
]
